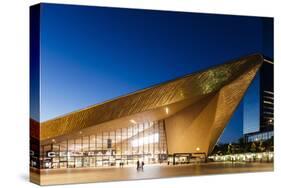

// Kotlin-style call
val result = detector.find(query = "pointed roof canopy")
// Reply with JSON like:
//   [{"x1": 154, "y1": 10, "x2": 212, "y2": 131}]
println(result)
[{"x1": 37, "y1": 54, "x2": 263, "y2": 141}]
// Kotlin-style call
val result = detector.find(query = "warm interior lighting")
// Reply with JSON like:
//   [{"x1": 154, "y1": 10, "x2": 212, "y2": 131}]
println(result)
[
  {"x1": 269, "y1": 119, "x2": 273, "y2": 123},
  {"x1": 130, "y1": 119, "x2": 137, "y2": 124},
  {"x1": 196, "y1": 147, "x2": 200, "y2": 151},
  {"x1": 52, "y1": 139, "x2": 56, "y2": 142},
  {"x1": 165, "y1": 107, "x2": 169, "y2": 114},
  {"x1": 79, "y1": 131, "x2": 82, "y2": 134},
  {"x1": 132, "y1": 133, "x2": 159, "y2": 147}
]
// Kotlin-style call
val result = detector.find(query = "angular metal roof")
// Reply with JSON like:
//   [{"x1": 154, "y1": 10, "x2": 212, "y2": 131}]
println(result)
[{"x1": 37, "y1": 54, "x2": 263, "y2": 141}]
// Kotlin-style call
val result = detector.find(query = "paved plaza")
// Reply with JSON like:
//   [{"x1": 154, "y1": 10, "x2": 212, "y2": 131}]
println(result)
[{"x1": 30, "y1": 162, "x2": 273, "y2": 185}]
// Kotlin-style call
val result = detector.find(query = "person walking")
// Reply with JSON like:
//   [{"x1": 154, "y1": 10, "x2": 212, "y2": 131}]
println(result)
[
  {"x1": 141, "y1": 161, "x2": 144, "y2": 171},
  {"x1": 136, "y1": 160, "x2": 140, "y2": 171}
]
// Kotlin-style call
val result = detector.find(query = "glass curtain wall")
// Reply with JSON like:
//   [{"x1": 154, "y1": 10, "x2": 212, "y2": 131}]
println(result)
[{"x1": 40, "y1": 120, "x2": 167, "y2": 169}]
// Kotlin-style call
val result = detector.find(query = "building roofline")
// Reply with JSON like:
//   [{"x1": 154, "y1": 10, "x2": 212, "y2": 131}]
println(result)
[
  {"x1": 41, "y1": 53, "x2": 264, "y2": 123},
  {"x1": 264, "y1": 59, "x2": 273, "y2": 65}
]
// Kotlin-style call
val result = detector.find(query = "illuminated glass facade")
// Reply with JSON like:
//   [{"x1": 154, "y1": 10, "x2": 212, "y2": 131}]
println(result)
[
  {"x1": 246, "y1": 130, "x2": 273, "y2": 142},
  {"x1": 39, "y1": 120, "x2": 167, "y2": 169}
]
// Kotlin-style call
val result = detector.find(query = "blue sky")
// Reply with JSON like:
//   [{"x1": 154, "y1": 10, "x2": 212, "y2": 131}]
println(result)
[{"x1": 32, "y1": 3, "x2": 273, "y2": 143}]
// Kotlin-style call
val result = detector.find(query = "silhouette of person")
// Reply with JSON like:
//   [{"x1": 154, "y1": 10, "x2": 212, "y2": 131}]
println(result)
[{"x1": 137, "y1": 160, "x2": 140, "y2": 171}]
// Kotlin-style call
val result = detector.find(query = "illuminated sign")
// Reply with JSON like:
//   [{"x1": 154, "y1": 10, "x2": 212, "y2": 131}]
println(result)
[{"x1": 47, "y1": 152, "x2": 56, "y2": 157}]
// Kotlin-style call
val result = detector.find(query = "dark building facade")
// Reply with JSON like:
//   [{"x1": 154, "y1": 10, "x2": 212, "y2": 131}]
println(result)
[{"x1": 244, "y1": 59, "x2": 274, "y2": 142}]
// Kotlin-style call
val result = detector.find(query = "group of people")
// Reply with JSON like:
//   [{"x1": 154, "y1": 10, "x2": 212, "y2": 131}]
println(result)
[
  {"x1": 136, "y1": 160, "x2": 144, "y2": 171},
  {"x1": 119, "y1": 162, "x2": 124, "y2": 168},
  {"x1": 118, "y1": 160, "x2": 145, "y2": 171}
]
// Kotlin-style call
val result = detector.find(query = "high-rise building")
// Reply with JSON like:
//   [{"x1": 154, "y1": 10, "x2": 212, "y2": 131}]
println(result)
[{"x1": 244, "y1": 59, "x2": 274, "y2": 142}]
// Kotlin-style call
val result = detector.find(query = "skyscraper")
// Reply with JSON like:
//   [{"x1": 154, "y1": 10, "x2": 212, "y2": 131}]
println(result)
[{"x1": 244, "y1": 59, "x2": 274, "y2": 142}]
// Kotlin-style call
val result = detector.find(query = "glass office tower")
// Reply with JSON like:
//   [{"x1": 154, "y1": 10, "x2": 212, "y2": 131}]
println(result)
[{"x1": 244, "y1": 60, "x2": 274, "y2": 142}]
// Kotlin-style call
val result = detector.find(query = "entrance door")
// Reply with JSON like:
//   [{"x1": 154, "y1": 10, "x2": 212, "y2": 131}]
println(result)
[
  {"x1": 75, "y1": 157, "x2": 83, "y2": 168},
  {"x1": 89, "y1": 157, "x2": 96, "y2": 167},
  {"x1": 59, "y1": 162, "x2": 67, "y2": 168},
  {"x1": 83, "y1": 157, "x2": 90, "y2": 167}
]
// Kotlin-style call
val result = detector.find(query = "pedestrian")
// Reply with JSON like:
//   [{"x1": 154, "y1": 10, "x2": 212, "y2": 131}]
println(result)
[
  {"x1": 136, "y1": 160, "x2": 140, "y2": 171},
  {"x1": 141, "y1": 161, "x2": 144, "y2": 171}
]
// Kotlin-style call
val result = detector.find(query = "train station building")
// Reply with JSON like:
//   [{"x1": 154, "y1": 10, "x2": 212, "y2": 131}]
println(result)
[{"x1": 30, "y1": 54, "x2": 263, "y2": 169}]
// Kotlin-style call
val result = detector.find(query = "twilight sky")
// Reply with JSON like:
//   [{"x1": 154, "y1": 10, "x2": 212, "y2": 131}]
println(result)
[{"x1": 32, "y1": 3, "x2": 273, "y2": 143}]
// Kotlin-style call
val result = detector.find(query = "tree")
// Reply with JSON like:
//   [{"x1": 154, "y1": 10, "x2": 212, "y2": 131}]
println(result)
[
  {"x1": 250, "y1": 142, "x2": 256, "y2": 153},
  {"x1": 258, "y1": 141, "x2": 265, "y2": 152},
  {"x1": 227, "y1": 144, "x2": 232, "y2": 154},
  {"x1": 265, "y1": 136, "x2": 274, "y2": 151}
]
